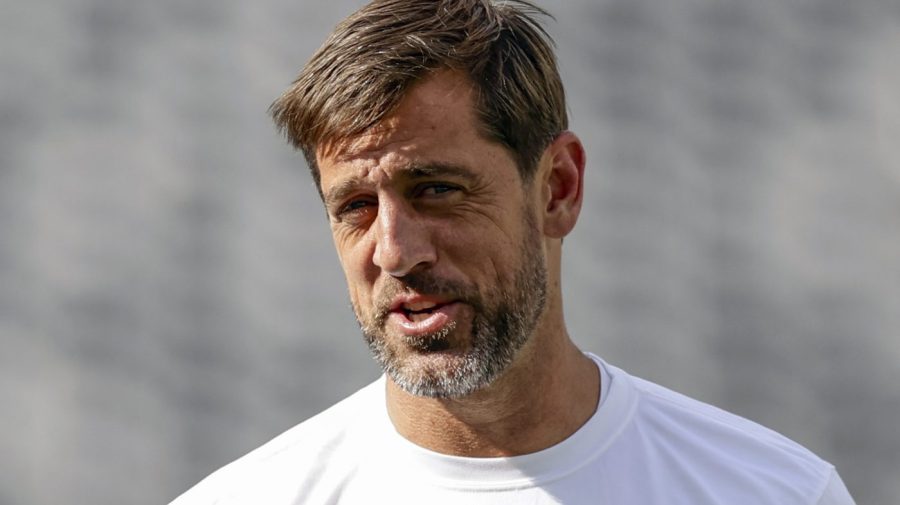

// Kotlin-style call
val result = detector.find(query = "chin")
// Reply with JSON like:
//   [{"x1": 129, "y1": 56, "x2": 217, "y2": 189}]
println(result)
[{"x1": 382, "y1": 345, "x2": 503, "y2": 399}]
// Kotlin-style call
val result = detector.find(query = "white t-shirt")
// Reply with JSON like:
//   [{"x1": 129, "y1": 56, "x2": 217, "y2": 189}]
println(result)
[{"x1": 171, "y1": 355, "x2": 855, "y2": 504}]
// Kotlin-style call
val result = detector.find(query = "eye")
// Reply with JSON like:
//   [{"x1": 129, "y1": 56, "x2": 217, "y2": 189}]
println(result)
[
  {"x1": 417, "y1": 183, "x2": 460, "y2": 197},
  {"x1": 344, "y1": 200, "x2": 371, "y2": 211},
  {"x1": 334, "y1": 198, "x2": 377, "y2": 224}
]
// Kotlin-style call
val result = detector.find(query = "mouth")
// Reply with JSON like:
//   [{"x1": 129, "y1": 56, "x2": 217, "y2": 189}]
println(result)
[
  {"x1": 387, "y1": 297, "x2": 461, "y2": 337},
  {"x1": 401, "y1": 300, "x2": 450, "y2": 321}
]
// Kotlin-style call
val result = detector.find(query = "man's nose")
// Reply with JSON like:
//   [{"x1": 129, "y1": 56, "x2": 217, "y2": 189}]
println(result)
[{"x1": 372, "y1": 199, "x2": 437, "y2": 277}]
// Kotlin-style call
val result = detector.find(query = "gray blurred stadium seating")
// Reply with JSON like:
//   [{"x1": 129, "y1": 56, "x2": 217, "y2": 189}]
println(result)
[{"x1": 1, "y1": 1, "x2": 898, "y2": 503}]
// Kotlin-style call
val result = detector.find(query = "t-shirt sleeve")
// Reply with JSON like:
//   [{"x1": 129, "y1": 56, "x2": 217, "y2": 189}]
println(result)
[{"x1": 815, "y1": 468, "x2": 855, "y2": 505}]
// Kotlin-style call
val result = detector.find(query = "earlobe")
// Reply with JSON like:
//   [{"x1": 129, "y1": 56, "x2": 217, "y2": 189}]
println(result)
[{"x1": 542, "y1": 131, "x2": 585, "y2": 239}]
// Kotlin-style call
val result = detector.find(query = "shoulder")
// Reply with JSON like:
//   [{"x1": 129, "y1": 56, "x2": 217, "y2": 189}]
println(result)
[
  {"x1": 169, "y1": 377, "x2": 385, "y2": 505},
  {"x1": 629, "y1": 369, "x2": 823, "y2": 464},
  {"x1": 605, "y1": 363, "x2": 851, "y2": 504}
]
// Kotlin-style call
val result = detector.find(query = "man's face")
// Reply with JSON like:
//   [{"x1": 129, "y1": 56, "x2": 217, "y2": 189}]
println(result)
[{"x1": 317, "y1": 71, "x2": 548, "y2": 398}]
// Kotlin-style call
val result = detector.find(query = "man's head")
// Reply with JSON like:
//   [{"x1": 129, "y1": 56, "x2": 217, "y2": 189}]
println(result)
[
  {"x1": 270, "y1": 0, "x2": 567, "y2": 191},
  {"x1": 271, "y1": 1, "x2": 585, "y2": 399}
]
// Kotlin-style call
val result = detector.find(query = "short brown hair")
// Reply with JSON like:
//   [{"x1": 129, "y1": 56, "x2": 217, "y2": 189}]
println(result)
[{"x1": 270, "y1": 0, "x2": 567, "y2": 189}]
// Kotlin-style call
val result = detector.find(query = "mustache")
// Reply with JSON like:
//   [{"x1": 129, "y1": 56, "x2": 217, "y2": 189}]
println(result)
[{"x1": 372, "y1": 272, "x2": 480, "y2": 325}]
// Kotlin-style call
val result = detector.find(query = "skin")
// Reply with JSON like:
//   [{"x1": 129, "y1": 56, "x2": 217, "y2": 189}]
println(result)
[{"x1": 317, "y1": 70, "x2": 599, "y2": 457}]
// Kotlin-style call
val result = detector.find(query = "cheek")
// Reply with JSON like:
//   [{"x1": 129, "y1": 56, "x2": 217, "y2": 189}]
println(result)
[
  {"x1": 456, "y1": 214, "x2": 533, "y2": 283},
  {"x1": 435, "y1": 228, "x2": 505, "y2": 285},
  {"x1": 342, "y1": 268, "x2": 373, "y2": 324},
  {"x1": 439, "y1": 212, "x2": 523, "y2": 256},
  {"x1": 335, "y1": 236, "x2": 379, "y2": 303}
]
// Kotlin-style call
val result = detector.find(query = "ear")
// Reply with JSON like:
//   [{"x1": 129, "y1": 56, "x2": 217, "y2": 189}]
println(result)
[{"x1": 540, "y1": 131, "x2": 585, "y2": 239}]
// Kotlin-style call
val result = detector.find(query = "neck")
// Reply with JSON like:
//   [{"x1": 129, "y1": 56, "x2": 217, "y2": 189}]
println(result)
[{"x1": 385, "y1": 301, "x2": 600, "y2": 457}]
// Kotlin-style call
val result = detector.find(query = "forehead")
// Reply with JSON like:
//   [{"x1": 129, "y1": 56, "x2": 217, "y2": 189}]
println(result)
[
  {"x1": 316, "y1": 71, "x2": 504, "y2": 182},
  {"x1": 323, "y1": 72, "x2": 475, "y2": 155}
]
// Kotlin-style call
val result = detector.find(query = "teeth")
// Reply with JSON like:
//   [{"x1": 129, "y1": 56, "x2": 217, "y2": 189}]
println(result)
[{"x1": 403, "y1": 301, "x2": 438, "y2": 312}]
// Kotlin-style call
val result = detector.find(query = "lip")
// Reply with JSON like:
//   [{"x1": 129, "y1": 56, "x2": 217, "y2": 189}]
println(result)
[
  {"x1": 388, "y1": 293, "x2": 455, "y2": 313},
  {"x1": 387, "y1": 294, "x2": 460, "y2": 337}
]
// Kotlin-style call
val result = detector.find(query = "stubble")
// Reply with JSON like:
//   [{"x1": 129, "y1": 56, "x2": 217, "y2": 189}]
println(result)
[{"x1": 356, "y1": 212, "x2": 547, "y2": 398}]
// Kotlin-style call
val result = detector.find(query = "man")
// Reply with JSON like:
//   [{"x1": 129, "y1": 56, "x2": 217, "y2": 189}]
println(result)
[{"x1": 173, "y1": 1, "x2": 855, "y2": 503}]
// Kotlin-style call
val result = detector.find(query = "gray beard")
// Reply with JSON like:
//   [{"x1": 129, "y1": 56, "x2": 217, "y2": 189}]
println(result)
[{"x1": 356, "y1": 213, "x2": 547, "y2": 398}]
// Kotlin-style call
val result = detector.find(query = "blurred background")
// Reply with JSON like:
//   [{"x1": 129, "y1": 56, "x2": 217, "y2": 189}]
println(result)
[{"x1": 1, "y1": 0, "x2": 898, "y2": 503}]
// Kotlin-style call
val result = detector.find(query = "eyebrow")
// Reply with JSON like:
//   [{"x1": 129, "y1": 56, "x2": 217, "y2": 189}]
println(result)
[{"x1": 323, "y1": 161, "x2": 479, "y2": 209}]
